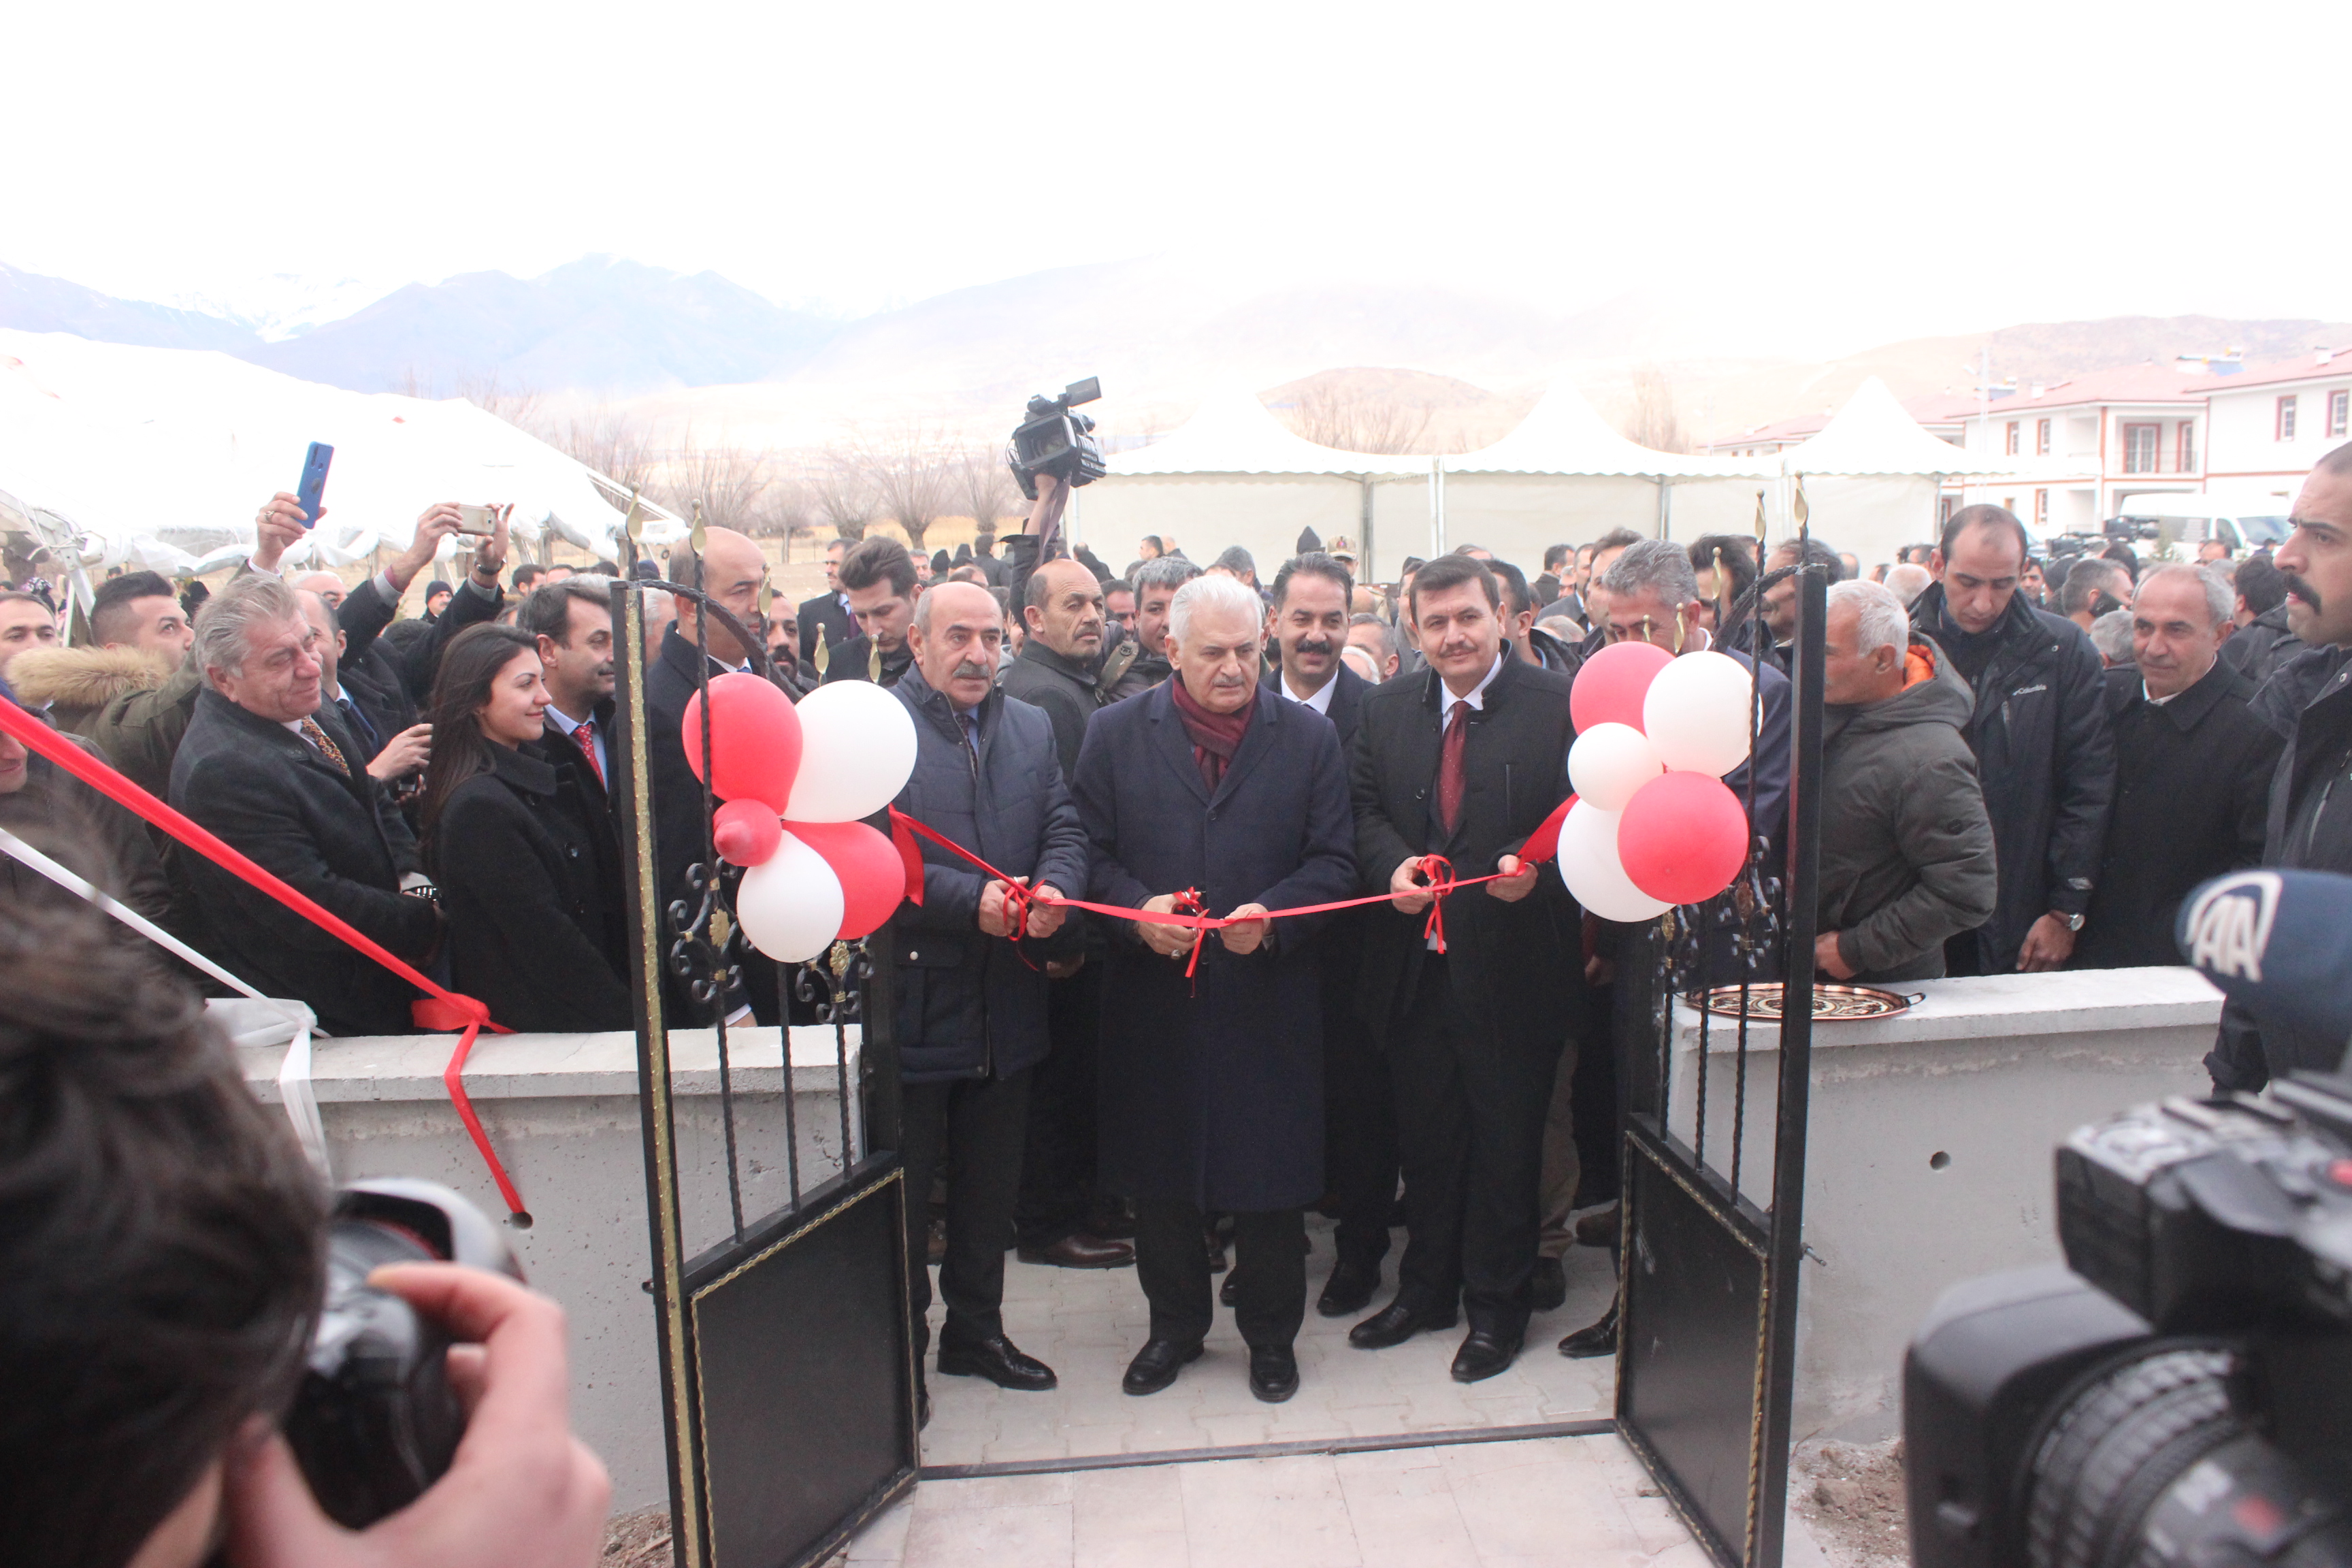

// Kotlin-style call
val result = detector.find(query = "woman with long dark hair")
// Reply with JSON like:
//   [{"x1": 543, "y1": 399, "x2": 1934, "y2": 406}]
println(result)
[{"x1": 420, "y1": 623, "x2": 630, "y2": 1031}]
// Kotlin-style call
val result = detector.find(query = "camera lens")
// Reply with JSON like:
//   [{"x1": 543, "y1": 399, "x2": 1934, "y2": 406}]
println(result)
[{"x1": 2025, "y1": 1345, "x2": 2247, "y2": 1568}]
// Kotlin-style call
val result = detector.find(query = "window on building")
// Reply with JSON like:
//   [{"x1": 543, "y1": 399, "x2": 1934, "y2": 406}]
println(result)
[
  {"x1": 2005, "y1": 421, "x2": 2021, "y2": 456},
  {"x1": 2331, "y1": 389, "x2": 2349, "y2": 438},
  {"x1": 2122, "y1": 423, "x2": 2159, "y2": 474},
  {"x1": 2278, "y1": 395, "x2": 2299, "y2": 442},
  {"x1": 2178, "y1": 423, "x2": 2196, "y2": 472},
  {"x1": 2037, "y1": 419, "x2": 2052, "y2": 456},
  {"x1": 2035, "y1": 489, "x2": 2049, "y2": 526},
  {"x1": 1940, "y1": 494, "x2": 1957, "y2": 525}
]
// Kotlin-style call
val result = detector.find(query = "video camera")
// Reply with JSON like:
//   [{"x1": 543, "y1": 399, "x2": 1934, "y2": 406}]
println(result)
[
  {"x1": 1007, "y1": 376, "x2": 1107, "y2": 501},
  {"x1": 1906, "y1": 870, "x2": 2352, "y2": 1568},
  {"x1": 285, "y1": 1178, "x2": 522, "y2": 1527}
]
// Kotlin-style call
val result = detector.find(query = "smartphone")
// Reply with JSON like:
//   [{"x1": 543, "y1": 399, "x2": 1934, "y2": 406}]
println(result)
[
  {"x1": 454, "y1": 505, "x2": 497, "y2": 537},
  {"x1": 296, "y1": 443, "x2": 333, "y2": 529}
]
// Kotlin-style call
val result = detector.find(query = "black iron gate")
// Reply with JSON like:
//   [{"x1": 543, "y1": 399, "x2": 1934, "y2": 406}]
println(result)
[
  {"x1": 606, "y1": 529, "x2": 919, "y2": 1568},
  {"x1": 1614, "y1": 501, "x2": 1829, "y2": 1568}
]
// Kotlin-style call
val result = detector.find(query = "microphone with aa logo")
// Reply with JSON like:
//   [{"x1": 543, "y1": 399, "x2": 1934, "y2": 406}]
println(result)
[{"x1": 2176, "y1": 868, "x2": 2352, "y2": 1055}]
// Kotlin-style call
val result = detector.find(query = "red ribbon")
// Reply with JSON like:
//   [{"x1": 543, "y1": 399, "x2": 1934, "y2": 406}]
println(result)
[
  {"x1": 885, "y1": 808, "x2": 1546, "y2": 959},
  {"x1": 0, "y1": 698, "x2": 527, "y2": 1221}
]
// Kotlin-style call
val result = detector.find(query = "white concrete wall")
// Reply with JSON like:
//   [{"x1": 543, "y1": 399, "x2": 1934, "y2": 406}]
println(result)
[
  {"x1": 2206, "y1": 374, "x2": 2352, "y2": 484},
  {"x1": 1664, "y1": 967, "x2": 2220, "y2": 1439},
  {"x1": 241, "y1": 1026, "x2": 861, "y2": 1510}
]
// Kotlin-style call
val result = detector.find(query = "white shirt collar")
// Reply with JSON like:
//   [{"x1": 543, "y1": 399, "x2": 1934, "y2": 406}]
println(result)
[
  {"x1": 1441, "y1": 653, "x2": 1507, "y2": 713},
  {"x1": 1281, "y1": 670, "x2": 1337, "y2": 713}
]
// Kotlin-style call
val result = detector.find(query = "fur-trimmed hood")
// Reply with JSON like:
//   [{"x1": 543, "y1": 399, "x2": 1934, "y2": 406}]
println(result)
[{"x1": 7, "y1": 644, "x2": 174, "y2": 714}]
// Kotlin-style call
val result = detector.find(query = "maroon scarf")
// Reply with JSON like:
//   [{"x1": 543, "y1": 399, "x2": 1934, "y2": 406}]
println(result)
[{"x1": 1169, "y1": 676, "x2": 1256, "y2": 793}]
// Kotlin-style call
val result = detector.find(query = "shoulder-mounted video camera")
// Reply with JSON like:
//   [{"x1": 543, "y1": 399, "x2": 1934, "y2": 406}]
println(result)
[{"x1": 1007, "y1": 376, "x2": 1107, "y2": 502}]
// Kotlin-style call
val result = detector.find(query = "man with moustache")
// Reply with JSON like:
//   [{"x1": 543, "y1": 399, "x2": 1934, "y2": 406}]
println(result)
[
  {"x1": 1000, "y1": 556, "x2": 1137, "y2": 1271},
  {"x1": 1261, "y1": 553, "x2": 1389, "y2": 1315},
  {"x1": 1073, "y1": 572, "x2": 1356, "y2": 1403},
  {"x1": 519, "y1": 576, "x2": 621, "y2": 826},
  {"x1": 882, "y1": 581, "x2": 1085, "y2": 1422},
  {"x1": 2210, "y1": 443, "x2": 2352, "y2": 1090},
  {"x1": 1347, "y1": 552, "x2": 1580, "y2": 1383}
]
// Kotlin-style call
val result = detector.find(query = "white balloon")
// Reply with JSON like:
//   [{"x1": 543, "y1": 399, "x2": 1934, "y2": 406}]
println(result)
[
  {"x1": 1557, "y1": 801, "x2": 1671, "y2": 924},
  {"x1": 783, "y1": 679, "x2": 920, "y2": 823},
  {"x1": 735, "y1": 832, "x2": 847, "y2": 962},
  {"x1": 1642, "y1": 651, "x2": 1755, "y2": 777},
  {"x1": 1567, "y1": 722, "x2": 1664, "y2": 812}
]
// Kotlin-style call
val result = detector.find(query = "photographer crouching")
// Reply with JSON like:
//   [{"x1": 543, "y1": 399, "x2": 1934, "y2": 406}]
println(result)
[{"x1": 0, "y1": 904, "x2": 608, "y2": 1568}]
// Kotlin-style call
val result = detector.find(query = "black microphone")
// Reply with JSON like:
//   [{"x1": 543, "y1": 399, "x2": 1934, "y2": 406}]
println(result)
[{"x1": 2176, "y1": 869, "x2": 2352, "y2": 1052}]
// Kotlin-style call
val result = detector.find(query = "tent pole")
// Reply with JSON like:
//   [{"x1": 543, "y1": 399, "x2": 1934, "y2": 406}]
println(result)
[
  {"x1": 1431, "y1": 459, "x2": 1447, "y2": 556},
  {"x1": 1655, "y1": 478, "x2": 1670, "y2": 541},
  {"x1": 1359, "y1": 477, "x2": 1375, "y2": 583}
]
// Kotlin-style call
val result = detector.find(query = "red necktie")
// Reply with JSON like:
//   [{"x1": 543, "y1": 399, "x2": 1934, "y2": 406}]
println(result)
[
  {"x1": 572, "y1": 719, "x2": 605, "y2": 787},
  {"x1": 1437, "y1": 700, "x2": 1469, "y2": 834}
]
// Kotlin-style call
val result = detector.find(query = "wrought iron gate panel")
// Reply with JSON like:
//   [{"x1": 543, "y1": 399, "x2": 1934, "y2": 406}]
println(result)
[
  {"x1": 1614, "y1": 501, "x2": 1828, "y2": 1568},
  {"x1": 608, "y1": 532, "x2": 918, "y2": 1568}
]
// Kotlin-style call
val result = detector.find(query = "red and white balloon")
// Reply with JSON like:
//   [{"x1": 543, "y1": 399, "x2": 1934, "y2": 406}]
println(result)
[
  {"x1": 1559, "y1": 643, "x2": 1756, "y2": 916},
  {"x1": 683, "y1": 672, "x2": 919, "y2": 962}
]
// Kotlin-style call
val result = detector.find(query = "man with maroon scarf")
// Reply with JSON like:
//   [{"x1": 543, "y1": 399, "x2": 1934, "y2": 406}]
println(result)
[{"x1": 1071, "y1": 572, "x2": 1356, "y2": 1405}]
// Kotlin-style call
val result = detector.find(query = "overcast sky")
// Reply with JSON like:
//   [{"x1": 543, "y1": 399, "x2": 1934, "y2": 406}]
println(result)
[{"x1": 9, "y1": 0, "x2": 2349, "y2": 349}]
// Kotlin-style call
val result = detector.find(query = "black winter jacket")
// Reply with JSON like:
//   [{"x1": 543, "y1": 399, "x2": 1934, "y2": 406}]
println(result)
[
  {"x1": 883, "y1": 666, "x2": 1089, "y2": 1084},
  {"x1": 2219, "y1": 602, "x2": 2302, "y2": 693},
  {"x1": 1911, "y1": 583, "x2": 2117, "y2": 972},
  {"x1": 429, "y1": 740, "x2": 632, "y2": 1033}
]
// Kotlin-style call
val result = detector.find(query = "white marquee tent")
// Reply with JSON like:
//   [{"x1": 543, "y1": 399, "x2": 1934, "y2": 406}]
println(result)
[
  {"x1": 1075, "y1": 389, "x2": 1430, "y2": 578},
  {"x1": 1776, "y1": 376, "x2": 2032, "y2": 566},
  {"x1": 0, "y1": 329, "x2": 678, "y2": 604}
]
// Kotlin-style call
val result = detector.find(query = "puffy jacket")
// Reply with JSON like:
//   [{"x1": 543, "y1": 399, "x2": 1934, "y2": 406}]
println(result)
[
  {"x1": 882, "y1": 665, "x2": 1089, "y2": 1084},
  {"x1": 1816, "y1": 634, "x2": 1997, "y2": 981},
  {"x1": 1911, "y1": 582, "x2": 2116, "y2": 972},
  {"x1": 2219, "y1": 602, "x2": 2301, "y2": 694},
  {"x1": 2209, "y1": 644, "x2": 2352, "y2": 1088},
  {"x1": 87, "y1": 651, "x2": 204, "y2": 802},
  {"x1": 7, "y1": 645, "x2": 172, "y2": 738}
]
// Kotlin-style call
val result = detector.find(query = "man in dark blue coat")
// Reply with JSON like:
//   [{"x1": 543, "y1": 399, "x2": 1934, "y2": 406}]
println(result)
[
  {"x1": 1260, "y1": 552, "x2": 1390, "y2": 1317},
  {"x1": 1073, "y1": 572, "x2": 1357, "y2": 1405},
  {"x1": 885, "y1": 581, "x2": 1089, "y2": 1422}
]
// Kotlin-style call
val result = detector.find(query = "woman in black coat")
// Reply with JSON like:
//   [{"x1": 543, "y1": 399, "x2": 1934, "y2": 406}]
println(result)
[{"x1": 420, "y1": 625, "x2": 631, "y2": 1032}]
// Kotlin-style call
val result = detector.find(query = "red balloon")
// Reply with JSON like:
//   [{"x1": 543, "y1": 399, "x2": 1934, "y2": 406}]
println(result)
[
  {"x1": 713, "y1": 799, "x2": 783, "y2": 867},
  {"x1": 1616, "y1": 771, "x2": 1749, "y2": 905},
  {"x1": 1569, "y1": 640, "x2": 1674, "y2": 735},
  {"x1": 787, "y1": 820, "x2": 905, "y2": 939},
  {"x1": 683, "y1": 672, "x2": 804, "y2": 813}
]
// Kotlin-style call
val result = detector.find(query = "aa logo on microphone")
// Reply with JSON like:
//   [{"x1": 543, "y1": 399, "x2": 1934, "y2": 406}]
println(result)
[{"x1": 2182, "y1": 870, "x2": 2282, "y2": 982}]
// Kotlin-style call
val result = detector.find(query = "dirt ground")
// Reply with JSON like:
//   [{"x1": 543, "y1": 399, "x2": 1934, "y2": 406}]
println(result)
[
  {"x1": 1791, "y1": 1436, "x2": 1909, "y2": 1568},
  {"x1": 599, "y1": 1508, "x2": 849, "y2": 1568}
]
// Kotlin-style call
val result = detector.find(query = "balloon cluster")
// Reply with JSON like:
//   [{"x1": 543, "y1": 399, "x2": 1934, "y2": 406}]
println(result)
[
  {"x1": 683, "y1": 674, "x2": 920, "y2": 962},
  {"x1": 1557, "y1": 643, "x2": 1755, "y2": 922}
]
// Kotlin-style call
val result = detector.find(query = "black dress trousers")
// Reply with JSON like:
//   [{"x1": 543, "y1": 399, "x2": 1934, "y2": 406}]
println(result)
[
  {"x1": 1133, "y1": 1198, "x2": 1305, "y2": 1351},
  {"x1": 1014, "y1": 962, "x2": 1103, "y2": 1247},
  {"x1": 1388, "y1": 953, "x2": 1564, "y2": 1338},
  {"x1": 898, "y1": 1066, "x2": 1032, "y2": 1363}
]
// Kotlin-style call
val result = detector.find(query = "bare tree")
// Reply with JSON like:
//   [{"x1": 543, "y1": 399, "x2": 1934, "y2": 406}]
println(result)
[
  {"x1": 807, "y1": 448, "x2": 875, "y2": 542},
  {"x1": 1284, "y1": 383, "x2": 1432, "y2": 455},
  {"x1": 953, "y1": 448, "x2": 1019, "y2": 547},
  {"x1": 651, "y1": 427, "x2": 769, "y2": 534},
  {"x1": 1622, "y1": 364, "x2": 1690, "y2": 454},
  {"x1": 749, "y1": 470, "x2": 821, "y2": 560},
  {"x1": 536, "y1": 404, "x2": 662, "y2": 497},
  {"x1": 852, "y1": 423, "x2": 956, "y2": 553}
]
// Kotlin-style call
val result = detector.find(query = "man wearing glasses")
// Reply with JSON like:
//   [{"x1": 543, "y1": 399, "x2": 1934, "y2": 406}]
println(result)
[{"x1": 2208, "y1": 441, "x2": 2352, "y2": 1093}]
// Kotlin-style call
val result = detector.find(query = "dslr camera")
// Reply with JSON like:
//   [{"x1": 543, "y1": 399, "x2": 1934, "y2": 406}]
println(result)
[
  {"x1": 285, "y1": 1179, "x2": 521, "y2": 1527},
  {"x1": 1007, "y1": 376, "x2": 1107, "y2": 500}
]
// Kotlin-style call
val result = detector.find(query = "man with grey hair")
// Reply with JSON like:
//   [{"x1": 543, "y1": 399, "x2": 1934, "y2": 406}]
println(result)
[
  {"x1": 169, "y1": 573, "x2": 440, "y2": 1036},
  {"x1": 1597, "y1": 538, "x2": 1793, "y2": 843},
  {"x1": 1814, "y1": 579, "x2": 1997, "y2": 983},
  {"x1": 2088, "y1": 608, "x2": 2137, "y2": 670},
  {"x1": 2074, "y1": 563, "x2": 2281, "y2": 970}
]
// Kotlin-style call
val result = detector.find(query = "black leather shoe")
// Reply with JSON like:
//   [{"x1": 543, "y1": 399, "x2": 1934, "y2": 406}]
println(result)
[
  {"x1": 917, "y1": 1384, "x2": 932, "y2": 1430},
  {"x1": 1451, "y1": 1328, "x2": 1523, "y2": 1383},
  {"x1": 1016, "y1": 1232, "x2": 1135, "y2": 1269},
  {"x1": 1123, "y1": 1337, "x2": 1205, "y2": 1396},
  {"x1": 1248, "y1": 1345, "x2": 1300, "y2": 1403},
  {"x1": 1531, "y1": 1256, "x2": 1567, "y2": 1312},
  {"x1": 1220, "y1": 1269, "x2": 1242, "y2": 1307},
  {"x1": 937, "y1": 1335, "x2": 1058, "y2": 1392},
  {"x1": 1348, "y1": 1298, "x2": 1458, "y2": 1350},
  {"x1": 1317, "y1": 1260, "x2": 1379, "y2": 1318},
  {"x1": 1558, "y1": 1303, "x2": 1618, "y2": 1359}
]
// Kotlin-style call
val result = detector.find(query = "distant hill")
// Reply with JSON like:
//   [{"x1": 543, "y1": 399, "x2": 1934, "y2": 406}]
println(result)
[{"x1": 0, "y1": 263, "x2": 261, "y2": 355}]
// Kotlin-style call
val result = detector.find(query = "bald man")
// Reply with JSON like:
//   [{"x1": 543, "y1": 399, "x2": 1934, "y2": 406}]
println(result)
[{"x1": 291, "y1": 570, "x2": 422, "y2": 777}]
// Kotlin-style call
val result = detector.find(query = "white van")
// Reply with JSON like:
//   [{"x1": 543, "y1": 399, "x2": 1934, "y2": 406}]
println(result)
[{"x1": 2109, "y1": 489, "x2": 2295, "y2": 553}]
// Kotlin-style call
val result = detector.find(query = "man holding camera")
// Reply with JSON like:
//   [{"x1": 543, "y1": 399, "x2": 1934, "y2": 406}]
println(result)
[{"x1": 2210, "y1": 441, "x2": 2352, "y2": 1090}]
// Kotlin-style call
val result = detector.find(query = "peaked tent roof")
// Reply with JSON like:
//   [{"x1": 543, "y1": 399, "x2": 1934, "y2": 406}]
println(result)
[
  {"x1": 1781, "y1": 376, "x2": 2031, "y2": 478},
  {"x1": 1109, "y1": 388, "x2": 1426, "y2": 478},
  {"x1": 1450, "y1": 382, "x2": 1769, "y2": 478}
]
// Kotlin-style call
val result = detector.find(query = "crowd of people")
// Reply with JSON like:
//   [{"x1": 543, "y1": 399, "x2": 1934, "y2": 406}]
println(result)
[{"x1": 4, "y1": 443, "x2": 2350, "y2": 1448}]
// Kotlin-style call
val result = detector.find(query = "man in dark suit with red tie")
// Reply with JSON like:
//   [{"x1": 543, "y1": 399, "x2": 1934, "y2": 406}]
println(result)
[{"x1": 1345, "y1": 552, "x2": 1582, "y2": 1383}]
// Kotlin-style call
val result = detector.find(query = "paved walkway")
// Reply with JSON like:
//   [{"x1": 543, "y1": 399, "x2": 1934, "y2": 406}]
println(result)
[{"x1": 842, "y1": 1214, "x2": 1755, "y2": 1564}]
